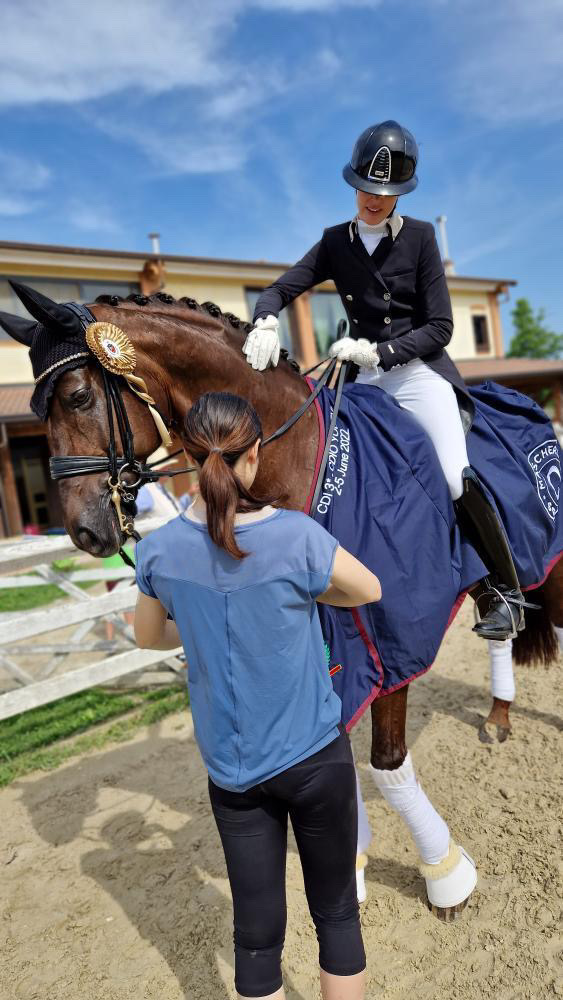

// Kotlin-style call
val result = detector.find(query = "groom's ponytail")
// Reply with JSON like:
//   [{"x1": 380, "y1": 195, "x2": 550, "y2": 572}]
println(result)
[{"x1": 184, "y1": 392, "x2": 279, "y2": 559}]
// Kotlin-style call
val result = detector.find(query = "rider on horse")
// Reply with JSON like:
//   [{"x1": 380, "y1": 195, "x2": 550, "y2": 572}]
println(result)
[{"x1": 243, "y1": 120, "x2": 529, "y2": 642}]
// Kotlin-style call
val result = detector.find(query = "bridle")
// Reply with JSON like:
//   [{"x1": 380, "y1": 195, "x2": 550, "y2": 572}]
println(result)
[
  {"x1": 48, "y1": 303, "x2": 194, "y2": 564},
  {"x1": 47, "y1": 304, "x2": 348, "y2": 563}
]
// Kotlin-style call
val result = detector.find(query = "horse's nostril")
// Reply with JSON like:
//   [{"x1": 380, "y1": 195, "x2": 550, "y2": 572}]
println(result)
[{"x1": 76, "y1": 526, "x2": 103, "y2": 554}]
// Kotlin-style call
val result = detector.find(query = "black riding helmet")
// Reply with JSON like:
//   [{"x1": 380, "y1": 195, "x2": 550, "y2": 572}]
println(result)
[{"x1": 343, "y1": 120, "x2": 418, "y2": 196}]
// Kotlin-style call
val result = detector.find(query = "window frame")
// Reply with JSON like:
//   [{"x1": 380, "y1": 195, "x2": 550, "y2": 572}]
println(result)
[
  {"x1": 0, "y1": 275, "x2": 139, "y2": 340},
  {"x1": 310, "y1": 289, "x2": 348, "y2": 357},
  {"x1": 244, "y1": 287, "x2": 296, "y2": 355},
  {"x1": 471, "y1": 313, "x2": 491, "y2": 354}
]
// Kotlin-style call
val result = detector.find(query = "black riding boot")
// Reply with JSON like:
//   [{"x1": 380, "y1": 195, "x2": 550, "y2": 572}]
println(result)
[{"x1": 454, "y1": 468, "x2": 539, "y2": 640}]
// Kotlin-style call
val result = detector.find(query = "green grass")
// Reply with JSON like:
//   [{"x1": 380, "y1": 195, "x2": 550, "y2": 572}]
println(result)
[
  {"x1": 0, "y1": 684, "x2": 189, "y2": 787},
  {"x1": 0, "y1": 558, "x2": 97, "y2": 613}
]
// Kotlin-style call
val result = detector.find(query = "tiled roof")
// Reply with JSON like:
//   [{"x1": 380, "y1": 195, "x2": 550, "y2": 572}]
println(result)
[
  {"x1": 458, "y1": 357, "x2": 563, "y2": 383},
  {"x1": 0, "y1": 384, "x2": 34, "y2": 422}
]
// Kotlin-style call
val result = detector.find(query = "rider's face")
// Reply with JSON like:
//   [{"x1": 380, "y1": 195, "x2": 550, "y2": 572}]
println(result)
[{"x1": 356, "y1": 191, "x2": 398, "y2": 225}]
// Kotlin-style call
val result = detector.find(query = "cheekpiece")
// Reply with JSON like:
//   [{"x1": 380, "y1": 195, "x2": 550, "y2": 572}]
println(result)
[{"x1": 85, "y1": 322, "x2": 136, "y2": 375}]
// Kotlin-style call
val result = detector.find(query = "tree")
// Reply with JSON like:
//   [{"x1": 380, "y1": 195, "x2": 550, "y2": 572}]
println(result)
[{"x1": 507, "y1": 298, "x2": 563, "y2": 359}]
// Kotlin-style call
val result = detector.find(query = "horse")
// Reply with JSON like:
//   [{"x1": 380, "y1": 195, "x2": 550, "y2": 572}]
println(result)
[{"x1": 3, "y1": 285, "x2": 562, "y2": 923}]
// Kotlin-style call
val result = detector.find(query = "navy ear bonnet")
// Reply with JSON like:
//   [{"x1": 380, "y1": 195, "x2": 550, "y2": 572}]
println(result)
[{"x1": 28, "y1": 317, "x2": 90, "y2": 421}]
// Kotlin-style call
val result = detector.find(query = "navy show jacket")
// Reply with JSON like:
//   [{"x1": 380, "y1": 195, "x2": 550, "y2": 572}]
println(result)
[{"x1": 253, "y1": 215, "x2": 470, "y2": 404}]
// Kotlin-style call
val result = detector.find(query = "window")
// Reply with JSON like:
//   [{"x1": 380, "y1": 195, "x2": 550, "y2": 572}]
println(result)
[
  {"x1": 245, "y1": 289, "x2": 293, "y2": 353},
  {"x1": 472, "y1": 314, "x2": 490, "y2": 353},
  {"x1": 0, "y1": 277, "x2": 138, "y2": 340},
  {"x1": 311, "y1": 292, "x2": 348, "y2": 356}
]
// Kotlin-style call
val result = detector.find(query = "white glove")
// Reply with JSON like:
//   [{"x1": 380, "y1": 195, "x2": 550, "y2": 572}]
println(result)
[
  {"x1": 329, "y1": 336, "x2": 381, "y2": 369},
  {"x1": 242, "y1": 315, "x2": 281, "y2": 370}
]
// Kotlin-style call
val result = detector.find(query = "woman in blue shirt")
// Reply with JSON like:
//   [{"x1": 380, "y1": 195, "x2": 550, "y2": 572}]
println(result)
[{"x1": 135, "y1": 391, "x2": 381, "y2": 1000}]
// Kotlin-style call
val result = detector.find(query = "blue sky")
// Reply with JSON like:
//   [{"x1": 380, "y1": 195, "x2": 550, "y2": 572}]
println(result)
[{"x1": 1, "y1": 0, "x2": 562, "y2": 346}]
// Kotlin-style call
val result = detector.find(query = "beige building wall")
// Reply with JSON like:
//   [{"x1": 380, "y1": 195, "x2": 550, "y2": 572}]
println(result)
[
  {"x1": 0, "y1": 345, "x2": 34, "y2": 383},
  {"x1": 0, "y1": 242, "x2": 510, "y2": 385},
  {"x1": 450, "y1": 290, "x2": 496, "y2": 361},
  {"x1": 163, "y1": 276, "x2": 251, "y2": 321}
]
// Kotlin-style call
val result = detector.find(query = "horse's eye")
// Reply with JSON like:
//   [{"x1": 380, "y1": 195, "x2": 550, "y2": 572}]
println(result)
[{"x1": 68, "y1": 387, "x2": 91, "y2": 408}]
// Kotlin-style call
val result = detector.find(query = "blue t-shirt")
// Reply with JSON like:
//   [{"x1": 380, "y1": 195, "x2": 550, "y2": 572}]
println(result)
[{"x1": 135, "y1": 508, "x2": 341, "y2": 792}]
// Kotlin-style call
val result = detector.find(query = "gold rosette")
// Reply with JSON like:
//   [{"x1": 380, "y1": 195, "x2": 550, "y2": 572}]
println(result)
[
  {"x1": 85, "y1": 322, "x2": 136, "y2": 375},
  {"x1": 85, "y1": 321, "x2": 171, "y2": 448}
]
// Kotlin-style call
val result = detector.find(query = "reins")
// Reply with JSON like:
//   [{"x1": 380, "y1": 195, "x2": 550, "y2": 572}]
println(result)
[{"x1": 47, "y1": 305, "x2": 349, "y2": 561}]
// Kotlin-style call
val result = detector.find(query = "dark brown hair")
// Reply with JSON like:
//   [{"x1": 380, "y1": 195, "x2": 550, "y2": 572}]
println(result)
[{"x1": 183, "y1": 392, "x2": 279, "y2": 559}]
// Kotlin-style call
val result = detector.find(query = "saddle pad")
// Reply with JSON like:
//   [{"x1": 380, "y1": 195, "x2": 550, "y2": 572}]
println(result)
[{"x1": 308, "y1": 379, "x2": 563, "y2": 728}]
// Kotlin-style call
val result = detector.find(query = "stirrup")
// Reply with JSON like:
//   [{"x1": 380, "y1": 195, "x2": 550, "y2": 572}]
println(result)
[{"x1": 473, "y1": 582, "x2": 540, "y2": 641}]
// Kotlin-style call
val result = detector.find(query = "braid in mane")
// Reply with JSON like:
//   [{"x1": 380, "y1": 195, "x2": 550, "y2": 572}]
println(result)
[{"x1": 93, "y1": 291, "x2": 300, "y2": 370}]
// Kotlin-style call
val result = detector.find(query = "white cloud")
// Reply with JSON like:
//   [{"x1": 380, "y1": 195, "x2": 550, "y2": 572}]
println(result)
[
  {"x1": 0, "y1": 1, "x2": 229, "y2": 106},
  {"x1": 440, "y1": 0, "x2": 563, "y2": 124},
  {"x1": 0, "y1": 0, "x2": 373, "y2": 107},
  {"x1": 0, "y1": 152, "x2": 51, "y2": 216},
  {"x1": 0, "y1": 0, "x2": 371, "y2": 179},
  {"x1": 67, "y1": 199, "x2": 122, "y2": 233}
]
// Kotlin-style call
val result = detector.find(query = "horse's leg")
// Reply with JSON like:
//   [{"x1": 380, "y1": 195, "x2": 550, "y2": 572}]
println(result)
[
  {"x1": 369, "y1": 687, "x2": 477, "y2": 921},
  {"x1": 539, "y1": 558, "x2": 563, "y2": 647},
  {"x1": 479, "y1": 639, "x2": 514, "y2": 744}
]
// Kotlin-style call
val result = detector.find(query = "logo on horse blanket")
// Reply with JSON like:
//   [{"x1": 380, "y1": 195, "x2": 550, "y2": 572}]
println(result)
[{"x1": 528, "y1": 438, "x2": 560, "y2": 521}]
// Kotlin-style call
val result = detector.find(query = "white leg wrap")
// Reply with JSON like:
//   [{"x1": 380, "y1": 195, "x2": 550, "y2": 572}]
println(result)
[
  {"x1": 553, "y1": 624, "x2": 563, "y2": 654},
  {"x1": 488, "y1": 638, "x2": 515, "y2": 701},
  {"x1": 369, "y1": 752, "x2": 450, "y2": 865},
  {"x1": 355, "y1": 768, "x2": 371, "y2": 904},
  {"x1": 420, "y1": 841, "x2": 478, "y2": 909},
  {"x1": 356, "y1": 768, "x2": 372, "y2": 856}
]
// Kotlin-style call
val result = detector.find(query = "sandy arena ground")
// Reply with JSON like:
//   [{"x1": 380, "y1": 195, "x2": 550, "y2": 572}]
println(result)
[{"x1": 1, "y1": 599, "x2": 562, "y2": 1000}]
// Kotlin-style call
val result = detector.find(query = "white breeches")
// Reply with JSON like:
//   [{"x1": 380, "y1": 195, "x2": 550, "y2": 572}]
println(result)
[{"x1": 357, "y1": 358, "x2": 469, "y2": 500}]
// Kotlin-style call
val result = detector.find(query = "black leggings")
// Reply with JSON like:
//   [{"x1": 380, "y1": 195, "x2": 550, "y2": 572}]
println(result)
[{"x1": 209, "y1": 729, "x2": 365, "y2": 997}]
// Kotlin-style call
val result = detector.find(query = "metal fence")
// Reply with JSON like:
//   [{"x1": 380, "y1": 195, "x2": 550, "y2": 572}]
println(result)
[{"x1": 0, "y1": 518, "x2": 183, "y2": 721}]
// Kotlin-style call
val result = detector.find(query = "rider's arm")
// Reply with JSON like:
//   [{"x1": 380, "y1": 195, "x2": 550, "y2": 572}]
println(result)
[
  {"x1": 134, "y1": 592, "x2": 182, "y2": 650},
  {"x1": 317, "y1": 546, "x2": 382, "y2": 607},
  {"x1": 377, "y1": 223, "x2": 453, "y2": 371},
  {"x1": 253, "y1": 238, "x2": 331, "y2": 321}
]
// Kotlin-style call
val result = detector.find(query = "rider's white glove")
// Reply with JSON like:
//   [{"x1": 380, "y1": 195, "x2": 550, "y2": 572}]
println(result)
[
  {"x1": 329, "y1": 336, "x2": 381, "y2": 370},
  {"x1": 242, "y1": 315, "x2": 281, "y2": 371}
]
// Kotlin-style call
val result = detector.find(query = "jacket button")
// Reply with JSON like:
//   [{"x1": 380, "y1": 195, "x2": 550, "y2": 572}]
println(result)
[
  {"x1": 384, "y1": 316, "x2": 391, "y2": 324},
  {"x1": 352, "y1": 318, "x2": 359, "y2": 324},
  {"x1": 346, "y1": 294, "x2": 353, "y2": 301},
  {"x1": 383, "y1": 292, "x2": 391, "y2": 301}
]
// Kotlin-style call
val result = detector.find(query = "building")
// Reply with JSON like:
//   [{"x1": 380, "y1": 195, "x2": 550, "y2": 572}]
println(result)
[{"x1": 1, "y1": 237, "x2": 562, "y2": 537}]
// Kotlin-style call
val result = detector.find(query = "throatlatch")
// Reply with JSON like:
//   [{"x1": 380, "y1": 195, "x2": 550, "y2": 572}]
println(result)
[{"x1": 455, "y1": 467, "x2": 539, "y2": 640}]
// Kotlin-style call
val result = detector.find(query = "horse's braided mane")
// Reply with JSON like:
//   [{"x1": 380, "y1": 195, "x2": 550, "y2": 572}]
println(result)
[{"x1": 94, "y1": 291, "x2": 301, "y2": 372}]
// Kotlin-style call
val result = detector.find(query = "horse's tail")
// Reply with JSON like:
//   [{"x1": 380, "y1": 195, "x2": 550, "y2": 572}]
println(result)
[{"x1": 512, "y1": 586, "x2": 558, "y2": 666}]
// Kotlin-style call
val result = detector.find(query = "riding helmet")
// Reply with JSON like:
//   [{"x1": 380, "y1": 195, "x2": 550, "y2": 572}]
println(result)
[{"x1": 343, "y1": 120, "x2": 418, "y2": 196}]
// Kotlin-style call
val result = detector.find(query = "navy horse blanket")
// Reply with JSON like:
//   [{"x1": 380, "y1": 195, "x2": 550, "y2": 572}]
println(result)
[{"x1": 306, "y1": 380, "x2": 563, "y2": 728}]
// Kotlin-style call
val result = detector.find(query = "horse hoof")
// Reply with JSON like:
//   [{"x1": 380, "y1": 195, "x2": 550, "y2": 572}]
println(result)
[
  {"x1": 421, "y1": 842, "x2": 477, "y2": 921},
  {"x1": 428, "y1": 896, "x2": 470, "y2": 922},
  {"x1": 479, "y1": 719, "x2": 512, "y2": 744}
]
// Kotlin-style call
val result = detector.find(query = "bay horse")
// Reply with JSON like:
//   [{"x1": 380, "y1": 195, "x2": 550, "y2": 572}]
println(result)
[{"x1": 4, "y1": 287, "x2": 562, "y2": 921}]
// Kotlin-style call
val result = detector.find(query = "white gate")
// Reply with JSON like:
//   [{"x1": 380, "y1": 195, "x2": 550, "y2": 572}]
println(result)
[{"x1": 0, "y1": 517, "x2": 183, "y2": 722}]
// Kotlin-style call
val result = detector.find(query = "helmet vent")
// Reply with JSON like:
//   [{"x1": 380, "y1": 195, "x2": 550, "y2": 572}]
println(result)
[{"x1": 367, "y1": 146, "x2": 391, "y2": 183}]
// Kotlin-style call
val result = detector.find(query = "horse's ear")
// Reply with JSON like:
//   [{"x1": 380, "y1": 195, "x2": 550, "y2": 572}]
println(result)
[
  {"x1": 9, "y1": 281, "x2": 81, "y2": 337},
  {"x1": 0, "y1": 310, "x2": 36, "y2": 346}
]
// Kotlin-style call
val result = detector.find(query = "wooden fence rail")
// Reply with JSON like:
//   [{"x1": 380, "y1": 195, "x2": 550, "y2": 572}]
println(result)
[{"x1": 0, "y1": 517, "x2": 183, "y2": 722}]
